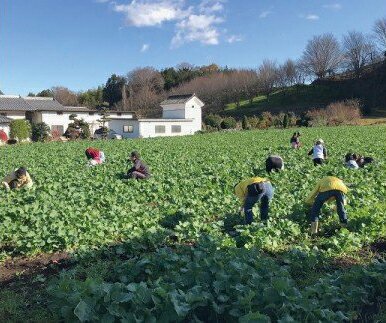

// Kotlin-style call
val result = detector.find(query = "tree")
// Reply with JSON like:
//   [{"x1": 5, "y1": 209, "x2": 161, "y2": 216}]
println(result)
[
  {"x1": 10, "y1": 119, "x2": 31, "y2": 141},
  {"x1": 52, "y1": 87, "x2": 79, "y2": 106},
  {"x1": 64, "y1": 116, "x2": 90, "y2": 140},
  {"x1": 0, "y1": 90, "x2": 3, "y2": 95},
  {"x1": 103, "y1": 74, "x2": 126, "y2": 108},
  {"x1": 257, "y1": 60, "x2": 278, "y2": 101},
  {"x1": 27, "y1": 92, "x2": 36, "y2": 97},
  {"x1": 97, "y1": 106, "x2": 111, "y2": 139},
  {"x1": 301, "y1": 33, "x2": 342, "y2": 79},
  {"x1": 78, "y1": 87, "x2": 104, "y2": 108},
  {"x1": 283, "y1": 113, "x2": 289, "y2": 129},
  {"x1": 32, "y1": 122, "x2": 50, "y2": 142},
  {"x1": 343, "y1": 31, "x2": 375, "y2": 77},
  {"x1": 373, "y1": 17, "x2": 386, "y2": 50},
  {"x1": 37, "y1": 89, "x2": 54, "y2": 97},
  {"x1": 242, "y1": 116, "x2": 250, "y2": 130}
]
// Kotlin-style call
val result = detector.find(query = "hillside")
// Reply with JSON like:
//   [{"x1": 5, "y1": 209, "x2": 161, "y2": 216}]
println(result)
[{"x1": 222, "y1": 60, "x2": 386, "y2": 119}]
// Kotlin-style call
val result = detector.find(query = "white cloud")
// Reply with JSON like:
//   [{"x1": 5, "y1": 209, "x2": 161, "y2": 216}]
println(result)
[
  {"x1": 259, "y1": 10, "x2": 272, "y2": 19},
  {"x1": 227, "y1": 35, "x2": 243, "y2": 43},
  {"x1": 107, "y1": 0, "x2": 228, "y2": 47},
  {"x1": 113, "y1": 0, "x2": 188, "y2": 27},
  {"x1": 305, "y1": 14, "x2": 320, "y2": 20},
  {"x1": 199, "y1": 0, "x2": 225, "y2": 13},
  {"x1": 323, "y1": 3, "x2": 342, "y2": 11},
  {"x1": 172, "y1": 14, "x2": 224, "y2": 47},
  {"x1": 140, "y1": 43, "x2": 150, "y2": 52}
]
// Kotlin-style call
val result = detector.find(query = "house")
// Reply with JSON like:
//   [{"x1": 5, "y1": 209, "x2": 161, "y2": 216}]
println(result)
[
  {"x1": 109, "y1": 94, "x2": 204, "y2": 138},
  {"x1": 0, "y1": 93, "x2": 204, "y2": 139},
  {"x1": 0, "y1": 95, "x2": 134, "y2": 136}
]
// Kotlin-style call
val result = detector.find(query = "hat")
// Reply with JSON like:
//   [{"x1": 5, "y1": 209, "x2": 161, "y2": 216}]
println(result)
[{"x1": 316, "y1": 139, "x2": 324, "y2": 144}]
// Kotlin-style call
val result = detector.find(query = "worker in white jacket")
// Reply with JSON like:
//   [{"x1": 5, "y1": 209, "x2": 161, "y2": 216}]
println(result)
[{"x1": 308, "y1": 139, "x2": 327, "y2": 166}]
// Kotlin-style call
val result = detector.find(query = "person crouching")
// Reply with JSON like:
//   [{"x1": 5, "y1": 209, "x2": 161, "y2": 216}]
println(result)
[
  {"x1": 85, "y1": 147, "x2": 105, "y2": 167},
  {"x1": 127, "y1": 151, "x2": 150, "y2": 180},
  {"x1": 308, "y1": 139, "x2": 327, "y2": 166},
  {"x1": 234, "y1": 177, "x2": 275, "y2": 224},
  {"x1": 2, "y1": 167, "x2": 33, "y2": 190}
]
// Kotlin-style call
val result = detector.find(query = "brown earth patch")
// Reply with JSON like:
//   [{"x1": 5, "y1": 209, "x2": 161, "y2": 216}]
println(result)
[{"x1": 0, "y1": 251, "x2": 72, "y2": 286}]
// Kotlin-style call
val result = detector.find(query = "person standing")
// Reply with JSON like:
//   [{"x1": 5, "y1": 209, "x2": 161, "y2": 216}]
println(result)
[
  {"x1": 306, "y1": 176, "x2": 348, "y2": 234},
  {"x1": 234, "y1": 177, "x2": 275, "y2": 224},
  {"x1": 290, "y1": 132, "x2": 301, "y2": 149},
  {"x1": 308, "y1": 139, "x2": 327, "y2": 166},
  {"x1": 2, "y1": 167, "x2": 33, "y2": 190},
  {"x1": 127, "y1": 151, "x2": 151, "y2": 180}
]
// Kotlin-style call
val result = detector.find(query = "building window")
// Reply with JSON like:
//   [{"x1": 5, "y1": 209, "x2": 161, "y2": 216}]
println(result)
[
  {"x1": 172, "y1": 125, "x2": 181, "y2": 133},
  {"x1": 123, "y1": 125, "x2": 134, "y2": 133},
  {"x1": 57, "y1": 111, "x2": 63, "y2": 115},
  {"x1": 89, "y1": 112, "x2": 94, "y2": 116},
  {"x1": 0, "y1": 113, "x2": 6, "y2": 116},
  {"x1": 117, "y1": 112, "x2": 122, "y2": 116},
  {"x1": 155, "y1": 125, "x2": 166, "y2": 134}
]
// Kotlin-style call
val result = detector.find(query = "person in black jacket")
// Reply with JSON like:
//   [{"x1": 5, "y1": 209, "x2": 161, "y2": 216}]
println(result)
[
  {"x1": 265, "y1": 155, "x2": 284, "y2": 173},
  {"x1": 127, "y1": 151, "x2": 151, "y2": 180}
]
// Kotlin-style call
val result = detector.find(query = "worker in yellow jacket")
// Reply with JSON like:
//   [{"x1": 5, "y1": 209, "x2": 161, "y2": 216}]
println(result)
[
  {"x1": 234, "y1": 177, "x2": 275, "y2": 224},
  {"x1": 306, "y1": 176, "x2": 348, "y2": 234}
]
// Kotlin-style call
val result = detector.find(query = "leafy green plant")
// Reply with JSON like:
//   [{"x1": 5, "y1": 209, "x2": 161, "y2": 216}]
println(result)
[
  {"x1": 31, "y1": 122, "x2": 50, "y2": 142},
  {"x1": 9, "y1": 119, "x2": 31, "y2": 141}
]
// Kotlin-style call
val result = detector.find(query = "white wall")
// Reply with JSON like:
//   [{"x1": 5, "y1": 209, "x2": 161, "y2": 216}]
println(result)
[
  {"x1": 138, "y1": 121, "x2": 194, "y2": 138},
  {"x1": 109, "y1": 119, "x2": 140, "y2": 139},
  {"x1": 2, "y1": 112, "x2": 26, "y2": 120}
]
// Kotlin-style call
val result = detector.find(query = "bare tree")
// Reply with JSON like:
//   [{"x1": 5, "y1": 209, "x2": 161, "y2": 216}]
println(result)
[
  {"x1": 343, "y1": 31, "x2": 376, "y2": 77},
  {"x1": 373, "y1": 17, "x2": 386, "y2": 50},
  {"x1": 126, "y1": 67, "x2": 165, "y2": 114},
  {"x1": 257, "y1": 60, "x2": 278, "y2": 101},
  {"x1": 52, "y1": 87, "x2": 79, "y2": 106},
  {"x1": 301, "y1": 33, "x2": 342, "y2": 79}
]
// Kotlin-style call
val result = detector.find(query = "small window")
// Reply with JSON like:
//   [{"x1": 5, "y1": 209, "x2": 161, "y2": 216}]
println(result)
[
  {"x1": 57, "y1": 111, "x2": 63, "y2": 115},
  {"x1": 0, "y1": 113, "x2": 6, "y2": 116},
  {"x1": 123, "y1": 125, "x2": 134, "y2": 133},
  {"x1": 155, "y1": 125, "x2": 166, "y2": 134},
  {"x1": 89, "y1": 112, "x2": 94, "y2": 116},
  {"x1": 192, "y1": 105, "x2": 195, "y2": 108},
  {"x1": 117, "y1": 112, "x2": 122, "y2": 116},
  {"x1": 172, "y1": 125, "x2": 181, "y2": 133}
]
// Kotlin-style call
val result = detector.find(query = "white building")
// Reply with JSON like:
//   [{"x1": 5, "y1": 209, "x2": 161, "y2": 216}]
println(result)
[
  {"x1": 109, "y1": 94, "x2": 204, "y2": 138},
  {"x1": 0, "y1": 93, "x2": 204, "y2": 139}
]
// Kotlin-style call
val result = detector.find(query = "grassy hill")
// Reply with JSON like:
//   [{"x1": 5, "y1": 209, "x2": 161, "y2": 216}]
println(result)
[{"x1": 222, "y1": 60, "x2": 386, "y2": 119}]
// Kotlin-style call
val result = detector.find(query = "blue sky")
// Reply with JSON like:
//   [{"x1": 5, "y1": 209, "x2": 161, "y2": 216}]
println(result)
[{"x1": 1, "y1": 0, "x2": 385, "y2": 95}]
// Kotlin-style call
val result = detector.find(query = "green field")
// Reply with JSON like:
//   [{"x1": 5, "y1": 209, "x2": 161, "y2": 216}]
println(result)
[{"x1": 1, "y1": 126, "x2": 386, "y2": 322}]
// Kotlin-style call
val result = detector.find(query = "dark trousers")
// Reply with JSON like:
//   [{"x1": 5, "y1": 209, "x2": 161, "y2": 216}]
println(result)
[
  {"x1": 127, "y1": 171, "x2": 149, "y2": 180},
  {"x1": 310, "y1": 190, "x2": 347, "y2": 224},
  {"x1": 244, "y1": 182, "x2": 274, "y2": 224},
  {"x1": 313, "y1": 158, "x2": 324, "y2": 166}
]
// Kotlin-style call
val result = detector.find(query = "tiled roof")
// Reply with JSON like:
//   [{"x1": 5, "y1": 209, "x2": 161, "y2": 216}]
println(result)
[
  {"x1": 0, "y1": 96, "x2": 35, "y2": 111},
  {"x1": 0, "y1": 95, "x2": 94, "y2": 112},
  {"x1": 23, "y1": 97, "x2": 66, "y2": 111},
  {"x1": 160, "y1": 94, "x2": 194, "y2": 105},
  {"x1": 0, "y1": 115, "x2": 12, "y2": 123}
]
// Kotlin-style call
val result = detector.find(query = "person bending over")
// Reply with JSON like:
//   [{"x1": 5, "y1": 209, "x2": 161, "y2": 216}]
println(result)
[
  {"x1": 345, "y1": 153, "x2": 359, "y2": 169},
  {"x1": 127, "y1": 151, "x2": 150, "y2": 180},
  {"x1": 265, "y1": 155, "x2": 284, "y2": 173},
  {"x1": 308, "y1": 139, "x2": 327, "y2": 166},
  {"x1": 85, "y1": 147, "x2": 105, "y2": 167},
  {"x1": 306, "y1": 176, "x2": 348, "y2": 234},
  {"x1": 290, "y1": 132, "x2": 301, "y2": 149},
  {"x1": 234, "y1": 177, "x2": 275, "y2": 224},
  {"x1": 2, "y1": 167, "x2": 33, "y2": 190}
]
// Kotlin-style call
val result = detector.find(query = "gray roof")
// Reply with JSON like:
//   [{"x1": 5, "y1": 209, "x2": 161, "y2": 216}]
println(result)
[
  {"x1": 0, "y1": 95, "x2": 94, "y2": 112},
  {"x1": 160, "y1": 94, "x2": 195, "y2": 105},
  {"x1": 0, "y1": 115, "x2": 12, "y2": 123},
  {"x1": 23, "y1": 97, "x2": 66, "y2": 111},
  {"x1": 0, "y1": 96, "x2": 35, "y2": 111}
]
